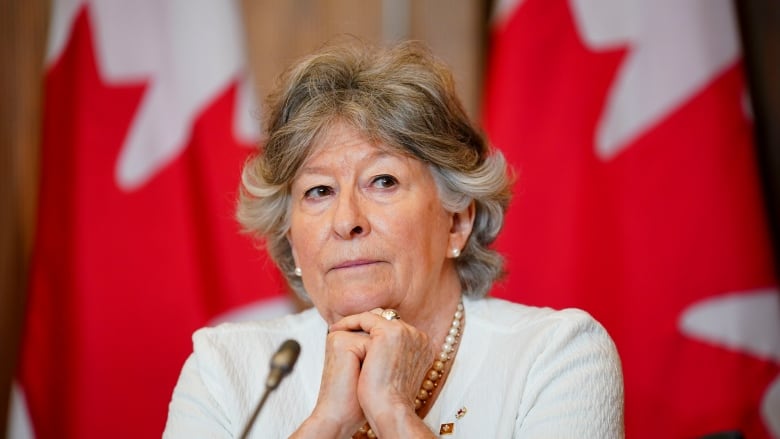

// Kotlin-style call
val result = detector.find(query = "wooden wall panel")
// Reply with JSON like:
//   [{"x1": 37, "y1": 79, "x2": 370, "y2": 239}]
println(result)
[
  {"x1": 409, "y1": 0, "x2": 488, "y2": 119},
  {"x1": 240, "y1": 0, "x2": 487, "y2": 122},
  {"x1": 241, "y1": 0, "x2": 384, "y2": 107},
  {"x1": 736, "y1": 0, "x2": 780, "y2": 275},
  {"x1": 0, "y1": 0, "x2": 50, "y2": 436}
]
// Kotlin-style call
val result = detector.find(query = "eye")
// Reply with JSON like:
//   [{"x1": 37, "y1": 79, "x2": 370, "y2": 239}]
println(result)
[
  {"x1": 304, "y1": 185, "x2": 334, "y2": 199},
  {"x1": 371, "y1": 175, "x2": 398, "y2": 189}
]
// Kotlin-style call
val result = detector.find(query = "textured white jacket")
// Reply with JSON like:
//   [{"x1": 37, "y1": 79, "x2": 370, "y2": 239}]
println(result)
[{"x1": 164, "y1": 297, "x2": 624, "y2": 438}]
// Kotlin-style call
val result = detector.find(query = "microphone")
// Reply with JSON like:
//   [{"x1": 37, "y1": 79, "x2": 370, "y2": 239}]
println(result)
[
  {"x1": 265, "y1": 339, "x2": 301, "y2": 390},
  {"x1": 239, "y1": 339, "x2": 301, "y2": 439}
]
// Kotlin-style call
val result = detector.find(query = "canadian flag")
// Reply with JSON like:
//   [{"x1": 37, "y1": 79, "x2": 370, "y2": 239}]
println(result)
[
  {"x1": 14, "y1": 1, "x2": 291, "y2": 438},
  {"x1": 484, "y1": 0, "x2": 780, "y2": 438}
]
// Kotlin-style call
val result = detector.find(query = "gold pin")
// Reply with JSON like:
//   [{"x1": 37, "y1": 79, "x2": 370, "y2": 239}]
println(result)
[
  {"x1": 455, "y1": 406, "x2": 467, "y2": 419},
  {"x1": 439, "y1": 423, "x2": 454, "y2": 435}
]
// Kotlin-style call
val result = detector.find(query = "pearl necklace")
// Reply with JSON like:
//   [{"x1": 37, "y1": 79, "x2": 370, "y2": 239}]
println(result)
[{"x1": 353, "y1": 301, "x2": 464, "y2": 439}]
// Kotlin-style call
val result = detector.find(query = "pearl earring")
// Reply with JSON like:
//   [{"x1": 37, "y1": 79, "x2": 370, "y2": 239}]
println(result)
[
  {"x1": 452, "y1": 248, "x2": 461, "y2": 258},
  {"x1": 294, "y1": 267, "x2": 302, "y2": 277}
]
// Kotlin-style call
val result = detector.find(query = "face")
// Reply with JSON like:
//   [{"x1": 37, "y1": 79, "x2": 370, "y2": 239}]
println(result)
[{"x1": 287, "y1": 124, "x2": 470, "y2": 324}]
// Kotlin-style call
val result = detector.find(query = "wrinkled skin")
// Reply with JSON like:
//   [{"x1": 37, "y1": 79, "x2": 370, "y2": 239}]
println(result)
[{"x1": 287, "y1": 124, "x2": 473, "y2": 438}]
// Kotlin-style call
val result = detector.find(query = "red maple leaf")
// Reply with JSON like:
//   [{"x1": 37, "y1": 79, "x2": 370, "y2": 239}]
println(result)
[
  {"x1": 20, "y1": 8, "x2": 283, "y2": 438},
  {"x1": 484, "y1": 0, "x2": 778, "y2": 437}
]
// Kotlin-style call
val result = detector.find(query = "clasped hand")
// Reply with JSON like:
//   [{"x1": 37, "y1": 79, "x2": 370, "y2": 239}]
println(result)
[{"x1": 296, "y1": 309, "x2": 435, "y2": 438}]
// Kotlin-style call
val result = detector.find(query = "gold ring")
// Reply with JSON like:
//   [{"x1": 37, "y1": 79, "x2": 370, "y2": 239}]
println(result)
[{"x1": 381, "y1": 309, "x2": 401, "y2": 321}]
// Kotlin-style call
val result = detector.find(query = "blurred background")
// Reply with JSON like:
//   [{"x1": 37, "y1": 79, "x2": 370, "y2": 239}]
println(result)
[{"x1": 1, "y1": 0, "x2": 778, "y2": 438}]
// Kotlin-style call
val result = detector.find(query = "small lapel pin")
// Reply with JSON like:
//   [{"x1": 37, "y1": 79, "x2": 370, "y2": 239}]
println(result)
[{"x1": 439, "y1": 423, "x2": 454, "y2": 435}]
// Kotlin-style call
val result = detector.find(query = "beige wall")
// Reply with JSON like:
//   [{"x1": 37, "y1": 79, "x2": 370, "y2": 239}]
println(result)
[{"x1": 241, "y1": 0, "x2": 488, "y2": 120}]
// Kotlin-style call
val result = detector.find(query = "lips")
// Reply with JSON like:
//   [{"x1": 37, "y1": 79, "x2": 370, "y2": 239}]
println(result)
[{"x1": 330, "y1": 259, "x2": 380, "y2": 270}]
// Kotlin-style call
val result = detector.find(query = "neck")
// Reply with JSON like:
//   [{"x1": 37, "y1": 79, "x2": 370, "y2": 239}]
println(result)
[{"x1": 398, "y1": 270, "x2": 463, "y2": 357}]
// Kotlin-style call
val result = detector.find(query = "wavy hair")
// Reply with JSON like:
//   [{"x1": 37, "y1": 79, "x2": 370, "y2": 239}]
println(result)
[{"x1": 237, "y1": 40, "x2": 512, "y2": 299}]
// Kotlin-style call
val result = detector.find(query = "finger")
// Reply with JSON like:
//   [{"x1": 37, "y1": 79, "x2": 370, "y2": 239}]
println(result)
[
  {"x1": 311, "y1": 330, "x2": 371, "y2": 433},
  {"x1": 324, "y1": 328, "x2": 370, "y2": 360},
  {"x1": 329, "y1": 310, "x2": 401, "y2": 334},
  {"x1": 318, "y1": 330, "x2": 371, "y2": 400},
  {"x1": 366, "y1": 308, "x2": 401, "y2": 320}
]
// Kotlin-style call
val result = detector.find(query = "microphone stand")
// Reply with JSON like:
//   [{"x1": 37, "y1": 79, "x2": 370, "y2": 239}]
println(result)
[
  {"x1": 239, "y1": 388, "x2": 273, "y2": 439},
  {"x1": 239, "y1": 339, "x2": 301, "y2": 439}
]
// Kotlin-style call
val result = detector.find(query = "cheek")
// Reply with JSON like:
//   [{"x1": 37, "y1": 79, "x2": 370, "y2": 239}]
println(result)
[
  {"x1": 288, "y1": 215, "x2": 324, "y2": 263},
  {"x1": 390, "y1": 207, "x2": 449, "y2": 256}
]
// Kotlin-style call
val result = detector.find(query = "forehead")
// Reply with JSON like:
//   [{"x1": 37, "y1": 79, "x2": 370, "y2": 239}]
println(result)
[{"x1": 302, "y1": 123, "x2": 413, "y2": 168}]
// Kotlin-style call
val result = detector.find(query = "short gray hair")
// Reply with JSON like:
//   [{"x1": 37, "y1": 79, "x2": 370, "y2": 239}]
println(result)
[{"x1": 237, "y1": 40, "x2": 512, "y2": 300}]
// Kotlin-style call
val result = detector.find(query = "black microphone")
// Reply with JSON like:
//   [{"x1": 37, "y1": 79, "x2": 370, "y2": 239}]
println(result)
[{"x1": 239, "y1": 339, "x2": 301, "y2": 439}]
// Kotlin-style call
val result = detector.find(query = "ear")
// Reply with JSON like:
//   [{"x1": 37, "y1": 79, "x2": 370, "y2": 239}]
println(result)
[{"x1": 447, "y1": 201, "x2": 476, "y2": 257}]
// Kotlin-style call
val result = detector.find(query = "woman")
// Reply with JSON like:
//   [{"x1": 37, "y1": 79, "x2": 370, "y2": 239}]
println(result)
[{"x1": 164, "y1": 41, "x2": 623, "y2": 438}]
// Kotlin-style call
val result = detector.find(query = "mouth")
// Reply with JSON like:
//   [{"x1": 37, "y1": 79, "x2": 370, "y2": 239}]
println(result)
[{"x1": 330, "y1": 259, "x2": 381, "y2": 271}]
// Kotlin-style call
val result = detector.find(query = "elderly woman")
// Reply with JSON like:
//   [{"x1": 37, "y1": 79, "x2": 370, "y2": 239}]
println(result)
[{"x1": 164, "y1": 41, "x2": 623, "y2": 438}]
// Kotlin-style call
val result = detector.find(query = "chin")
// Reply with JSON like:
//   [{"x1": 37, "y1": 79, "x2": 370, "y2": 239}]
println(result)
[{"x1": 331, "y1": 289, "x2": 392, "y2": 316}]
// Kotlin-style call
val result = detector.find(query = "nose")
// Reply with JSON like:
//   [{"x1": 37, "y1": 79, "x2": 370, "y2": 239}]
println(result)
[{"x1": 332, "y1": 190, "x2": 369, "y2": 239}]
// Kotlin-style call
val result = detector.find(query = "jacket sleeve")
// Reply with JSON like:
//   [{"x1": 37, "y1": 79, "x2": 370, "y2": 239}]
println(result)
[
  {"x1": 514, "y1": 309, "x2": 625, "y2": 438},
  {"x1": 163, "y1": 353, "x2": 233, "y2": 438}
]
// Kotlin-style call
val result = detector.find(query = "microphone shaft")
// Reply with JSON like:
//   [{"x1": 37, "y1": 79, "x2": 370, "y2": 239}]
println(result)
[
  {"x1": 239, "y1": 339, "x2": 301, "y2": 438},
  {"x1": 239, "y1": 387, "x2": 272, "y2": 439}
]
